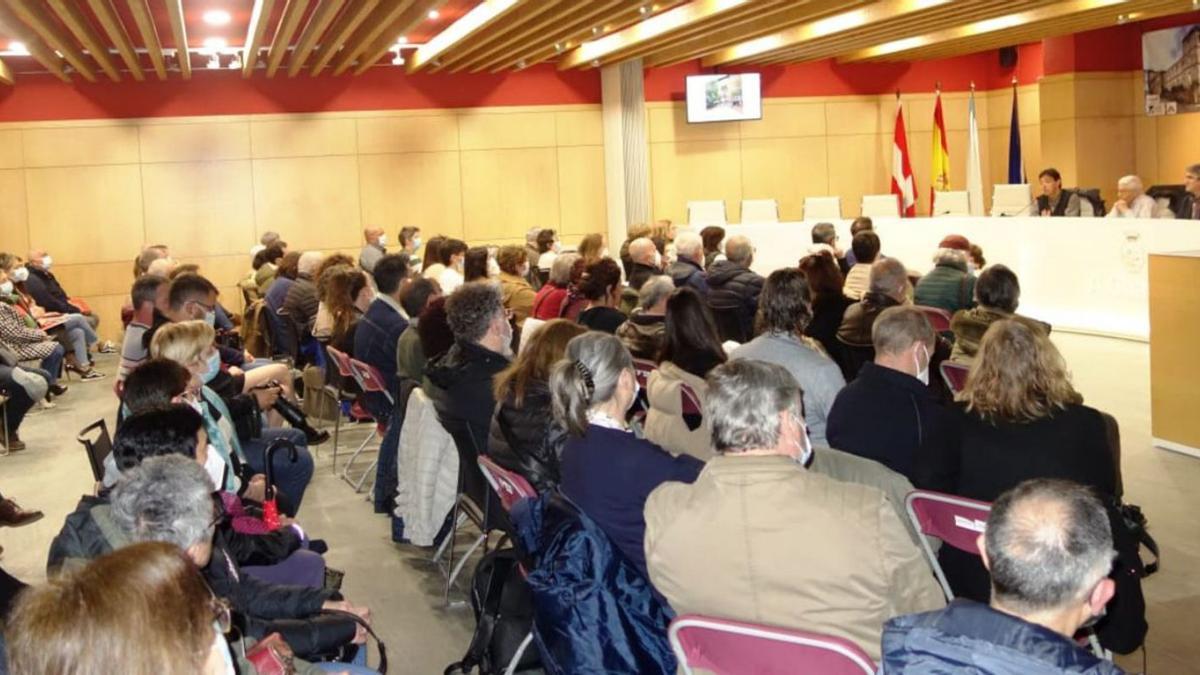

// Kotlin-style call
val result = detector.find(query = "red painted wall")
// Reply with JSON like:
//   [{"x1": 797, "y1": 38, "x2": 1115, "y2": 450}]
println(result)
[{"x1": 1044, "y1": 10, "x2": 1200, "y2": 75}]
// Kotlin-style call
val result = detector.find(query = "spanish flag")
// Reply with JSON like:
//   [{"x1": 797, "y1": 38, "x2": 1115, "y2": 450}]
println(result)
[{"x1": 930, "y1": 89, "x2": 951, "y2": 216}]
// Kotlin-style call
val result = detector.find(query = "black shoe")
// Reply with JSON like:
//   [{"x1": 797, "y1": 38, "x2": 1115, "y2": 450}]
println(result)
[
  {"x1": 48, "y1": 384, "x2": 68, "y2": 397},
  {"x1": 304, "y1": 427, "x2": 331, "y2": 446}
]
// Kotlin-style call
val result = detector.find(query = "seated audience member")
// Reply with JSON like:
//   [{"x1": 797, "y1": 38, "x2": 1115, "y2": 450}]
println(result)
[
  {"x1": 616, "y1": 275, "x2": 673, "y2": 360},
  {"x1": 810, "y1": 222, "x2": 849, "y2": 275},
  {"x1": 328, "y1": 267, "x2": 373, "y2": 356},
  {"x1": 24, "y1": 249, "x2": 99, "y2": 330},
  {"x1": 700, "y1": 225, "x2": 725, "y2": 268},
  {"x1": 255, "y1": 230, "x2": 284, "y2": 255},
  {"x1": 914, "y1": 235, "x2": 976, "y2": 314},
  {"x1": 798, "y1": 251, "x2": 850, "y2": 361},
  {"x1": 134, "y1": 244, "x2": 171, "y2": 278},
  {"x1": 265, "y1": 251, "x2": 300, "y2": 312},
  {"x1": 0, "y1": 365, "x2": 47, "y2": 453},
  {"x1": 535, "y1": 229, "x2": 560, "y2": 277},
  {"x1": 426, "y1": 282, "x2": 513, "y2": 451},
  {"x1": 554, "y1": 332, "x2": 703, "y2": 579},
  {"x1": 359, "y1": 226, "x2": 387, "y2": 274},
  {"x1": 421, "y1": 235, "x2": 447, "y2": 281},
  {"x1": 844, "y1": 216, "x2": 873, "y2": 266},
  {"x1": 577, "y1": 233, "x2": 606, "y2": 266},
  {"x1": 252, "y1": 243, "x2": 286, "y2": 296},
  {"x1": 1174, "y1": 162, "x2": 1199, "y2": 220},
  {"x1": 838, "y1": 257, "x2": 910, "y2": 349},
  {"x1": 843, "y1": 230, "x2": 881, "y2": 300},
  {"x1": 497, "y1": 245, "x2": 536, "y2": 329},
  {"x1": 399, "y1": 226, "x2": 422, "y2": 262},
  {"x1": 523, "y1": 227, "x2": 543, "y2": 285},
  {"x1": 117, "y1": 275, "x2": 169, "y2": 386},
  {"x1": 396, "y1": 278, "x2": 441, "y2": 384},
  {"x1": 576, "y1": 258, "x2": 627, "y2": 334},
  {"x1": 732, "y1": 268, "x2": 845, "y2": 447},
  {"x1": 0, "y1": 269, "x2": 69, "y2": 386},
  {"x1": 883, "y1": 479, "x2": 1127, "y2": 674},
  {"x1": 436, "y1": 238, "x2": 469, "y2": 294},
  {"x1": 826, "y1": 307, "x2": 956, "y2": 486},
  {"x1": 463, "y1": 246, "x2": 491, "y2": 284},
  {"x1": 950, "y1": 264, "x2": 1049, "y2": 364},
  {"x1": 488, "y1": 319, "x2": 587, "y2": 492},
  {"x1": 646, "y1": 288, "x2": 726, "y2": 460},
  {"x1": 705, "y1": 234, "x2": 763, "y2": 335},
  {"x1": 531, "y1": 252, "x2": 579, "y2": 320},
  {"x1": 283, "y1": 251, "x2": 325, "y2": 353},
  {"x1": 619, "y1": 224, "x2": 652, "y2": 278},
  {"x1": 312, "y1": 254, "x2": 355, "y2": 341},
  {"x1": 626, "y1": 237, "x2": 663, "y2": 292},
  {"x1": 1107, "y1": 174, "x2": 1164, "y2": 219},
  {"x1": 354, "y1": 254, "x2": 410, "y2": 416},
  {"x1": 0, "y1": 261, "x2": 103, "y2": 381},
  {"x1": 969, "y1": 243, "x2": 986, "y2": 271},
  {"x1": 1036, "y1": 167, "x2": 1081, "y2": 217},
  {"x1": 416, "y1": 296, "x2": 455, "y2": 367},
  {"x1": 645, "y1": 359, "x2": 943, "y2": 661},
  {"x1": 667, "y1": 232, "x2": 708, "y2": 294}
]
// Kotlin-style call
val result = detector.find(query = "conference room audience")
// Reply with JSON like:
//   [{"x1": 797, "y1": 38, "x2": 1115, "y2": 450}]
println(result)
[
  {"x1": 436, "y1": 238, "x2": 469, "y2": 294},
  {"x1": 826, "y1": 307, "x2": 956, "y2": 487},
  {"x1": 0, "y1": 272, "x2": 68, "y2": 388},
  {"x1": 810, "y1": 222, "x2": 850, "y2": 275},
  {"x1": 615, "y1": 274, "x2": 672, "y2": 360},
  {"x1": 463, "y1": 246, "x2": 490, "y2": 284},
  {"x1": 24, "y1": 249, "x2": 99, "y2": 330},
  {"x1": 354, "y1": 254, "x2": 411, "y2": 417},
  {"x1": 645, "y1": 288, "x2": 726, "y2": 460},
  {"x1": 578, "y1": 233, "x2": 606, "y2": 265},
  {"x1": 732, "y1": 268, "x2": 844, "y2": 447},
  {"x1": 535, "y1": 229, "x2": 560, "y2": 277},
  {"x1": 1174, "y1": 162, "x2": 1199, "y2": 220},
  {"x1": 1108, "y1": 174, "x2": 1164, "y2": 219},
  {"x1": 843, "y1": 230, "x2": 881, "y2": 300},
  {"x1": 574, "y1": 258, "x2": 626, "y2": 334},
  {"x1": 488, "y1": 319, "x2": 586, "y2": 493},
  {"x1": 1036, "y1": 167, "x2": 1082, "y2": 217},
  {"x1": 619, "y1": 223, "x2": 653, "y2": 278},
  {"x1": 705, "y1": 234, "x2": 763, "y2": 338},
  {"x1": 554, "y1": 331, "x2": 702, "y2": 580},
  {"x1": 626, "y1": 237, "x2": 662, "y2": 291},
  {"x1": 645, "y1": 359, "x2": 943, "y2": 661},
  {"x1": 396, "y1": 278, "x2": 441, "y2": 385},
  {"x1": 700, "y1": 225, "x2": 726, "y2": 268},
  {"x1": 497, "y1": 245, "x2": 536, "y2": 329},
  {"x1": 421, "y1": 235, "x2": 447, "y2": 280},
  {"x1": 883, "y1": 479, "x2": 1127, "y2": 674},
  {"x1": 914, "y1": 235, "x2": 976, "y2": 314},
  {"x1": 117, "y1": 274, "x2": 168, "y2": 384},
  {"x1": 531, "y1": 252, "x2": 579, "y2": 320},
  {"x1": 667, "y1": 232, "x2": 709, "y2": 294},
  {"x1": 798, "y1": 251, "x2": 851, "y2": 361},
  {"x1": 950, "y1": 264, "x2": 1050, "y2": 364},
  {"x1": 843, "y1": 216, "x2": 873, "y2": 266}
]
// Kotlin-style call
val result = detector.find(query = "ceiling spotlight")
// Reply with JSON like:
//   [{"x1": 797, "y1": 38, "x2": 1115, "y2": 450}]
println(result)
[
  {"x1": 202, "y1": 9, "x2": 232, "y2": 26},
  {"x1": 391, "y1": 50, "x2": 405, "y2": 66},
  {"x1": 639, "y1": 5, "x2": 649, "y2": 14},
  {"x1": 427, "y1": 9, "x2": 439, "y2": 19},
  {"x1": 554, "y1": 42, "x2": 562, "y2": 53},
  {"x1": 590, "y1": 59, "x2": 600, "y2": 67},
  {"x1": 1116, "y1": 13, "x2": 1128, "y2": 24},
  {"x1": 206, "y1": 53, "x2": 221, "y2": 70},
  {"x1": 396, "y1": 35, "x2": 408, "y2": 45},
  {"x1": 517, "y1": 59, "x2": 526, "y2": 68},
  {"x1": 228, "y1": 53, "x2": 241, "y2": 70},
  {"x1": 202, "y1": 36, "x2": 227, "y2": 52},
  {"x1": 591, "y1": 26, "x2": 600, "y2": 35},
  {"x1": 7, "y1": 41, "x2": 28, "y2": 55}
]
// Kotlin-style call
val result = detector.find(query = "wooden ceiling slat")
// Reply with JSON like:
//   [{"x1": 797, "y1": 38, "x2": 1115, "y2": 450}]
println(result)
[
  {"x1": 287, "y1": 0, "x2": 347, "y2": 77},
  {"x1": 0, "y1": 2, "x2": 69, "y2": 81},
  {"x1": 349, "y1": 0, "x2": 448, "y2": 75},
  {"x1": 5, "y1": 0, "x2": 97, "y2": 82},
  {"x1": 163, "y1": 0, "x2": 190, "y2": 79},
  {"x1": 331, "y1": 0, "x2": 418, "y2": 76},
  {"x1": 409, "y1": 0, "x2": 527, "y2": 73},
  {"x1": 241, "y1": 0, "x2": 277, "y2": 77},
  {"x1": 435, "y1": 0, "x2": 565, "y2": 72},
  {"x1": 468, "y1": 0, "x2": 627, "y2": 72},
  {"x1": 46, "y1": 0, "x2": 122, "y2": 81},
  {"x1": 0, "y1": 57, "x2": 11, "y2": 85},
  {"x1": 309, "y1": 0, "x2": 381, "y2": 76},
  {"x1": 265, "y1": 0, "x2": 309, "y2": 77},
  {"x1": 124, "y1": 0, "x2": 166, "y2": 80},
  {"x1": 489, "y1": 2, "x2": 656, "y2": 72},
  {"x1": 613, "y1": 0, "x2": 802, "y2": 65},
  {"x1": 85, "y1": 0, "x2": 144, "y2": 81}
]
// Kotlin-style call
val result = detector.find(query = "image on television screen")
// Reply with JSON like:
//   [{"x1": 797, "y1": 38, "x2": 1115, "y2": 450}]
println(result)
[{"x1": 686, "y1": 73, "x2": 762, "y2": 123}]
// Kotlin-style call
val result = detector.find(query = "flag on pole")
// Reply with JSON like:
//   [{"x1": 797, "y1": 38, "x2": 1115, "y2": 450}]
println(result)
[
  {"x1": 966, "y1": 85, "x2": 985, "y2": 216},
  {"x1": 930, "y1": 88, "x2": 951, "y2": 215},
  {"x1": 891, "y1": 95, "x2": 917, "y2": 218},
  {"x1": 1007, "y1": 79, "x2": 1024, "y2": 184}
]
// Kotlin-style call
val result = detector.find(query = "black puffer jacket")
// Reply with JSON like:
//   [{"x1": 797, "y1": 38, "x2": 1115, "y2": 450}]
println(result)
[
  {"x1": 705, "y1": 260, "x2": 763, "y2": 333},
  {"x1": 627, "y1": 262, "x2": 661, "y2": 291},
  {"x1": 487, "y1": 381, "x2": 566, "y2": 493},
  {"x1": 426, "y1": 340, "x2": 511, "y2": 452}
]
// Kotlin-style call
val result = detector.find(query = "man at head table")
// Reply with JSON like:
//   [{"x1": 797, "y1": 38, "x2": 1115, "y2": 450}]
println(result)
[
  {"x1": 1035, "y1": 168, "x2": 1081, "y2": 217},
  {"x1": 1106, "y1": 175, "x2": 1166, "y2": 219},
  {"x1": 1174, "y1": 163, "x2": 1200, "y2": 220}
]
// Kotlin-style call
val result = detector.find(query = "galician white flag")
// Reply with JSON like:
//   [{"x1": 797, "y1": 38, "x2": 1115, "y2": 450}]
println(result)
[{"x1": 966, "y1": 88, "x2": 985, "y2": 216}]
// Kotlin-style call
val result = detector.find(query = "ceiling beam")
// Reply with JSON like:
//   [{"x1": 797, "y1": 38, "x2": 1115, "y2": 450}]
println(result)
[
  {"x1": 478, "y1": 0, "x2": 629, "y2": 72},
  {"x1": 125, "y1": 0, "x2": 166, "y2": 79},
  {"x1": 350, "y1": 0, "x2": 448, "y2": 75},
  {"x1": 409, "y1": 0, "x2": 524, "y2": 73},
  {"x1": 241, "y1": 0, "x2": 276, "y2": 77},
  {"x1": 4, "y1": 0, "x2": 97, "y2": 82},
  {"x1": 310, "y1": 0, "x2": 381, "y2": 75},
  {"x1": 331, "y1": 0, "x2": 418, "y2": 76},
  {"x1": 46, "y1": 0, "x2": 122, "y2": 81},
  {"x1": 435, "y1": 0, "x2": 563, "y2": 72},
  {"x1": 85, "y1": 0, "x2": 144, "y2": 80},
  {"x1": 0, "y1": 57, "x2": 11, "y2": 85},
  {"x1": 265, "y1": 0, "x2": 309, "y2": 77},
  {"x1": 163, "y1": 0, "x2": 190, "y2": 79},
  {"x1": 288, "y1": 0, "x2": 345, "y2": 76},
  {"x1": 0, "y1": 3, "x2": 69, "y2": 81}
]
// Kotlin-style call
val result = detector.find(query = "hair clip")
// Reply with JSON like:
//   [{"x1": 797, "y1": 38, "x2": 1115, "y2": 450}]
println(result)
[{"x1": 574, "y1": 360, "x2": 595, "y2": 398}]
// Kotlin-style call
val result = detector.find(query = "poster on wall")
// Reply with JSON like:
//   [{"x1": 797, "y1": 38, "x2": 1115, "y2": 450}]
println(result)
[{"x1": 1142, "y1": 24, "x2": 1200, "y2": 116}]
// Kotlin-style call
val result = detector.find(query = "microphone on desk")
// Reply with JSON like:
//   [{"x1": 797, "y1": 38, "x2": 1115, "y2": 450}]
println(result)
[{"x1": 999, "y1": 197, "x2": 1040, "y2": 217}]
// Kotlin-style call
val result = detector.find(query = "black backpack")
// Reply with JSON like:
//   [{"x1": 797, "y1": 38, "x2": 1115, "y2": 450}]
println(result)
[{"x1": 444, "y1": 547, "x2": 540, "y2": 674}]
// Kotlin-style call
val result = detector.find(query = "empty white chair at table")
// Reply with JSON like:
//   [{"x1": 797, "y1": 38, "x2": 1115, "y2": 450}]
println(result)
[
  {"x1": 688, "y1": 200, "x2": 728, "y2": 226},
  {"x1": 991, "y1": 184, "x2": 1033, "y2": 216},
  {"x1": 740, "y1": 199, "x2": 779, "y2": 224},
  {"x1": 931, "y1": 191, "x2": 970, "y2": 217},
  {"x1": 803, "y1": 196, "x2": 842, "y2": 220},
  {"x1": 860, "y1": 194, "x2": 901, "y2": 219}
]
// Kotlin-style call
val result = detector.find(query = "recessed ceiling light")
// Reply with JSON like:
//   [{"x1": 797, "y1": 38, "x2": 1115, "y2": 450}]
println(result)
[
  {"x1": 427, "y1": 9, "x2": 439, "y2": 20},
  {"x1": 639, "y1": 5, "x2": 649, "y2": 14},
  {"x1": 396, "y1": 35, "x2": 408, "y2": 45},
  {"x1": 8, "y1": 41, "x2": 28, "y2": 55},
  {"x1": 202, "y1": 9, "x2": 231, "y2": 26},
  {"x1": 591, "y1": 26, "x2": 600, "y2": 35},
  {"x1": 202, "y1": 36, "x2": 227, "y2": 51}
]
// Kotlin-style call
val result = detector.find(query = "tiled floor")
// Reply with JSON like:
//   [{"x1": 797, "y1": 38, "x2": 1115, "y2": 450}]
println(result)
[{"x1": 2, "y1": 333, "x2": 1197, "y2": 673}]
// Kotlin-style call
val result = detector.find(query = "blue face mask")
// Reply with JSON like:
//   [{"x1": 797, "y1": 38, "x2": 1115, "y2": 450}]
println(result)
[{"x1": 200, "y1": 351, "x2": 221, "y2": 384}]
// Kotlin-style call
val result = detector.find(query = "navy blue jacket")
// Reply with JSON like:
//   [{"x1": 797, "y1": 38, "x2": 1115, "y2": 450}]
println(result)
[
  {"x1": 667, "y1": 258, "x2": 709, "y2": 295},
  {"x1": 559, "y1": 425, "x2": 702, "y2": 580},
  {"x1": 882, "y1": 599, "x2": 1126, "y2": 674},
  {"x1": 24, "y1": 265, "x2": 80, "y2": 314},
  {"x1": 353, "y1": 298, "x2": 408, "y2": 416}
]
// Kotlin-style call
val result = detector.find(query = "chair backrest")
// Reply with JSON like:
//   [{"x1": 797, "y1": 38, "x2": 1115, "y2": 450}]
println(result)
[
  {"x1": 834, "y1": 337, "x2": 874, "y2": 382},
  {"x1": 803, "y1": 196, "x2": 842, "y2": 220},
  {"x1": 706, "y1": 299, "x2": 751, "y2": 343},
  {"x1": 991, "y1": 183, "x2": 1032, "y2": 216},
  {"x1": 905, "y1": 490, "x2": 992, "y2": 600},
  {"x1": 348, "y1": 358, "x2": 395, "y2": 405},
  {"x1": 477, "y1": 455, "x2": 537, "y2": 512},
  {"x1": 687, "y1": 200, "x2": 728, "y2": 226},
  {"x1": 76, "y1": 419, "x2": 112, "y2": 483},
  {"x1": 860, "y1": 193, "x2": 901, "y2": 218},
  {"x1": 932, "y1": 190, "x2": 970, "y2": 216},
  {"x1": 939, "y1": 361, "x2": 970, "y2": 395},
  {"x1": 669, "y1": 614, "x2": 876, "y2": 675},
  {"x1": 740, "y1": 199, "x2": 779, "y2": 223},
  {"x1": 915, "y1": 305, "x2": 952, "y2": 333}
]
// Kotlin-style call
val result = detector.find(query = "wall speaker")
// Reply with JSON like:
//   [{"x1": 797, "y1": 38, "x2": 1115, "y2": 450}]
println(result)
[{"x1": 999, "y1": 46, "x2": 1018, "y2": 69}]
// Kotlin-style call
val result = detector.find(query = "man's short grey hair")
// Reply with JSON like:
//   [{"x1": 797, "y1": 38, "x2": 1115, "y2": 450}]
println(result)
[
  {"x1": 136, "y1": 247, "x2": 166, "y2": 275},
  {"x1": 873, "y1": 306, "x2": 934, "y2": 355},
  {"x1": 628, "y1": 238, "x2": 657, "y2": 264},
  {"x1": 548, "y1": 252, "x2": 579, "y2": 286},
  {"x1": 706, "y1": 359, "x2": 804, "y2": 454},
  {"x1": 260, "y1": 231, "x2": 281, "y2": 247},
  {"x1": 111, "y1": 455, "x2": 215, "y2": 551},
  {"x1": 445, "y1": 281, "x2": 504, "y2": 344},
  {"x1": 674, "y1": 232, "x2": 703, "y2": 262},
  {"x1": 811, "y1": 222, "x2": 837, "y2": 246},
  {"x1": 638, "y1": 275, "x2": 675, "y2": 310},
  {"x1": 1117, "y1": 175, "x2": 1143, "y2": 192},
  {"x1": 298, "y1": 251, "x2": 324, "y2": 277},
  {"x1": 869, "y1": 257, "x2": 909, "y2": 296},
  {"x1": 933, "y1": 248, "x2": 968, "y2": 266},
  {"x1": 986, "y1": 479, "x2": 1115, "y2": 615},
  {"x1": 724, "y1": 235, "x2": 753, "y2": 266}
]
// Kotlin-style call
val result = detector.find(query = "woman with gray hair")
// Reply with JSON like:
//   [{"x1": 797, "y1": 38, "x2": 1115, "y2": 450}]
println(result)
[
  {"x1": 531, "y1": 252, "x2": 580, "y2": 320},
  {"x1": 552, "y1": 331, "x2": 703, "y2": 579}
]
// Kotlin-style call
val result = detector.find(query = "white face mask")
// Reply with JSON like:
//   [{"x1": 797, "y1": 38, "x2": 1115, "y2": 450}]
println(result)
[
  {"x1": 203, "y1": 444, "x2": 226, "y2": 490},
  {"x1": 0, "y1": 281, "x2": 12, "y2": 295},
  {"x1": 792, "y1": 420, "x2": 814, "y2": 467},
  {"x1": 41, "y1": 256, "x2": 52, "y2": 270},
  {"x1": 210, "y1": 622, "x2": 236, "y2": 675},
  {"x1": 552, "y1": 241, "x2": 562, "y2": 254},
  {"x1": 914, "y1": 344, "x2": 930, "y2": 386},
  {"x1": 10, "y1": 267, "x2": 27, "y2": 283},
  {"x1": 653, "y1": 251, "x2": 663, "y2": 269},
  {"x1": 412, "y1": 236, "x2": 422, "y2": 250},
  {"x1": 487, "y1": 258, "x2": 500, "y2": 278},
  {"x1": 377, "y1": 234, "x2": 388, "y2": 247}
]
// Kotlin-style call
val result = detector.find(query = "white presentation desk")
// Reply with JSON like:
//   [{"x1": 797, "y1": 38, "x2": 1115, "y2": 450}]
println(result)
[{"x1": 683, "y1": 217, "x2": 1200, "y2": 341}]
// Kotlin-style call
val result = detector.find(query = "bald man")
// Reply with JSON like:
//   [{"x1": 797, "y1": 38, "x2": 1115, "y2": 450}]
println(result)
[
  {"x1": 627, "y1": 237, "x2": 662, "y2": 291},
  {"x1": 359, "y1": 226, "x2": 388, "y2": 274}
]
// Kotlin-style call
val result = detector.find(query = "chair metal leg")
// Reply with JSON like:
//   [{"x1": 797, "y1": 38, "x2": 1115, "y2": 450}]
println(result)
[
  {"x1": 443, "y1": 499, "x2": 462, "y2": 604},
  {"x1": 447, "y1": 532, "x2": 487, "y2": 595},
  {"x1": 432, "y1": 510, "x2": 467, "y2": 565},
  {"x1": 505, "y1": 632, "x2": 535, "y2": 675},
  {"x1": 338, "y1": 427, "x2": 378, "y2": 486},
  {"x1": 351, "y1": 457, "x2": 378, "y2": 494}
]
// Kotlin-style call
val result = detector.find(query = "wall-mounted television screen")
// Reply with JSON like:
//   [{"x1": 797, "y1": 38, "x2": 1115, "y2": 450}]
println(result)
[{"x1": 685, "y1": 73, "x2": 762, "y2": 123}]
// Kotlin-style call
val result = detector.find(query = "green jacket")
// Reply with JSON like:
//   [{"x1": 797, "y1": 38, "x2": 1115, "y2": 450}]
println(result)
[{"x1": 914, "y1": 262, "x2": 976, "y2": 314}]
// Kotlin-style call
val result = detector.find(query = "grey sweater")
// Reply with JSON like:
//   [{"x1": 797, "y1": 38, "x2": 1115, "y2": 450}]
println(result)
[{"x1": 730, "y1": 332, "x2": 845, "y2": 447}]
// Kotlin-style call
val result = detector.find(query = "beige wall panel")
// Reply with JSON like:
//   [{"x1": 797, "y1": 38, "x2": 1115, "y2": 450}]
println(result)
[
  {"x1": 250, "y1": 118, "x2": 356, "y2": 158},
  {"x1": 139, "y1": 122, "x2": 251, "y2": 163},
  {"x1": 359, "y1": 152, "x2": 463, "y2": 238},
  {"x1": 89, "y1": 294, "x2": 136, "y2": 342},
  {"x1": 647, "y1": 105, "x2": 739, "y2": 144},
  {"x1": 556, "y1": 145, "x2": 607, "y2": 238},
  {"x1": 143, "y1": 160, "x2": 256, "y2": 257},
  {"x1": 252, "y1": 156, "x2": 361, "y2": 251},
  {"x1": 0, "y1": 130, "x2": 22, "y2": 169},
  {"x1": 176, "y1": 254, "x2": 249, "y2": 290},
  {"x1": 52, "y1": 261, "x2": 137, "y2": 298},
  {"x1": 825, "y1": 99, "x2": 889, "y2": 136},
  {"x1": 355, "y1": 115, "x2": 459, "y2": 154},
  {"x1": 1075, "y1": 118, "x2": 1133, "y2": 205},
  {"x1": 458, "y1": 112, "x2": 557, "y2": 150},
  {"x1": 1134, "y1": 116, "x2": 1158, "y2": 182},
  {"x1": 1153, "y1": 113, "x2": 1200, "y2": 184},
  {"x1": 554, "y1": 109, "x2": 604, "y2": 147},
  {"x1": 1073, "y1": 75, "x2": 1135, "y2": 118},
  {"x1": 1037, "y1": 119, "x2": 1077, "y2": 184},
  {"x1": 22, "y1": 125, "x2": 140, "y2": 167},
  {"x1": 25, "y1": 164, "x2": 143, "y2": 264},
  {"x1": 650, "y1": 140, "x2": 742, "y2": 225},
  {"x1": 0, "y1": 170, "x2": 28, "y2": 256},
  {"x1": 740, "y1": 137, "x2": 828, "y2": 222},
  {"x1": 1037, "y1": 78, "x2": 1076, "y2": 122},
  {"x1": 826, "y1": 134, "x2": 887, "y2": 218},
  {"x1": 739, "y1": 101, "x2": 825, "y2": 139},
  {"x1": 460, "y1": 148, "x2": 559, "y2": 243}
]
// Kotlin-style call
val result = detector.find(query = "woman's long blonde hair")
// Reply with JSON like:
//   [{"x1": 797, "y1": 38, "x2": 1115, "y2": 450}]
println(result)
[
  {"x1": 959, "y1": 318, "x2": 1081, "y2": 423},
  {"x1": 149, "y1": 320, "x2": 215, "y2": 369}
]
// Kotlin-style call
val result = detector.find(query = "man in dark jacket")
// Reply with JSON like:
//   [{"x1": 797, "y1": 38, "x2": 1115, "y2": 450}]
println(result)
[
  {"x1": 1174, "y1": 162, "x2": 1199, "y2": 220},
  {"x1": 625, "y1": 237, "x2": 662, "y2": 291},
  {"x1": 882, "y1": 479, "x2": 1126, "y2": 674},
  {"x1": 913, "y1": 235, "x2": 976, "y2": 314},
  {"x1": 354, "y1": 254, "x2": 410, "y2": 417},
  {"x1": 25, "y1": 249, "x2": 98, "y2": 329},
  {"x1": 616, "y1": 275, "x2": 672, "y2": 361},
  {"x1": 283, "y1": 252, "x2": 323, "y2": 350},
  {"x1": 827, "y1": 307, "x2": 957, "y2": 488},
  {"x1": 705, "y1": 235, "x2": 763, "y2": 339},
  {"x1": 838, "y1": 258, "x2": 909, "y2": 347},
  {"x1": 667, "y1": 232, "x2": 708, "y2": 294}
]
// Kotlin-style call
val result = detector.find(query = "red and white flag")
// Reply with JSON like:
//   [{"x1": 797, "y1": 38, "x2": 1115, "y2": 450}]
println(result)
[{"x1": 891, "y1": 97, "x2": 918, "y2": 217}]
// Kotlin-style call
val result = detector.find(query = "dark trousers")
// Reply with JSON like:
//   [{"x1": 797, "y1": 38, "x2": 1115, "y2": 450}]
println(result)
[
  {"x1": 38, "y1": 344, "x2": 64, "y2": 386},
  {"x1": 0, "y1": 367, "x2": 36, "y2": 435}
]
